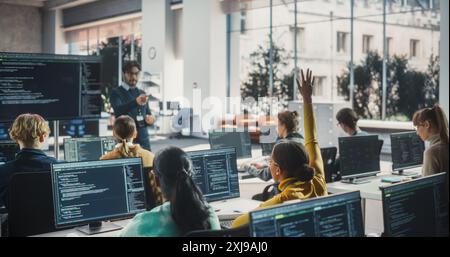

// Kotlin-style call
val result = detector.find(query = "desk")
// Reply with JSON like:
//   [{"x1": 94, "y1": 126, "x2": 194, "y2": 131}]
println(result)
[
  {"x1": 33, "y1": 219, "x2": 132, "y2": 237},
  {"x1": 33, "y1": 177, "x2": 269, "y2": 237},
  {"x1": 327, "y1": 162, "x2": 422, "y2": 234}
]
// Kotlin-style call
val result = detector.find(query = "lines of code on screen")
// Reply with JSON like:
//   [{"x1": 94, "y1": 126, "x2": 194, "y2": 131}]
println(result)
[{"x1": 0, "y1": 53, "x2": 102, "y2": 121}]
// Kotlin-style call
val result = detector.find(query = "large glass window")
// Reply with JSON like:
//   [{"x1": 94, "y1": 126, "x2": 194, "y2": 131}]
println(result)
[
  {"x1": 65, "y1": 18, "x2": 142, "y2": 113},
  {"x1": 226, "y1": 0, "x2": 440, "y2": 122}
]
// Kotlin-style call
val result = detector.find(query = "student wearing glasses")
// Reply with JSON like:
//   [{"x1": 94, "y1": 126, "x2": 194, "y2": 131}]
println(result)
[
  {"x1": 335, "y1": 108, "x2": 368, "y2": 137},
  {"x1": 412, "y1": 105, "x2": 449, "y2": 177},
  {"x1": 231, "y1": 69, "x2": 328, "y2": 228}
]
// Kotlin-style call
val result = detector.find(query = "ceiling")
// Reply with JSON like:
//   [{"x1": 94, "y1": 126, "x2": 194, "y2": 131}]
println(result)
[{"x1": 0, "y1": 0, "x2": 48, "y2": 7}]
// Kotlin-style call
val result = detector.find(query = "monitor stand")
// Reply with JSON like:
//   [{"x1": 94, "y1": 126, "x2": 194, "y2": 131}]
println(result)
[
  {"x1": 391, "y1": 169, "x2": 421, "y2": 178},
  {"x1": 76, "y1": 221, "x2": 122, "y2": 235},
  {"x1": 341, "y1": 177, "x2": 372, "y2": 185}
]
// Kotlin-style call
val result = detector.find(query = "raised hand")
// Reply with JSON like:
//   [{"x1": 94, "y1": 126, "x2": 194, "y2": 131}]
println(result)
[{"x1": 296, "y1": 69, "x2": 315, "y2": 104}]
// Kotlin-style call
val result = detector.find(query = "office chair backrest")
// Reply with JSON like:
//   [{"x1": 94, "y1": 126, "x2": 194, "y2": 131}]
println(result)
[
  {"x1": 184, "y1": 225, "x2": 250, "y2": 237},
  {"x1": 8, "y1": 171, "x2": 57, "y2": 237},
  {"x1": 320, "y1": 147, "x2": 338, "y2": 183}
]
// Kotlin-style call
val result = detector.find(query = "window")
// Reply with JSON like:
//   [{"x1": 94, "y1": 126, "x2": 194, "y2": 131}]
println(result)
[
  {"x1": 410, "y1": 39, "x2": 420, "y2": 58},
  {"x1": 240, "y1": 11, "x2": 247, "y2": 34},
  {"x1": 387, "y1": 37, "x2": 393, "y2": 56},
  {"x1": 362, "y1": 34, "x2": 373, "y2": 54},
  {"x1": 313, "y1": 76, "x2": 326, "y2": 97},
  {"x1": 337, "y1": 32, "x2": 349, "y2": 53},
  {"x1": 291, "y1": 26, "x2": 305, "y2": 53}
]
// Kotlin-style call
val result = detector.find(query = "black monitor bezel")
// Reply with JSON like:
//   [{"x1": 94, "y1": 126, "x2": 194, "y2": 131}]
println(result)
[
  {"x1": 390, "y1": 131, "x2": 425, "y2": 172},
  {"x1": 186, "y1": 147, "x2": 241, "y2": 202},
  {"x1": 0, "y1": 140, "x2": 20, "y2": 162},
  {"x1": 51, "y1": 157, "x2": 146, "y2": 229},
  {"x1": 249, "y1": 191, "x2": 364, "y2": 237},
  {"x1": 0, "y1": 52, "x2": 102, "y2": 122},
  {"x1": 208, "y1": 130, "x2": 253, "y2": 159},
  {"x1": 380, "y1": 172, "x2": 448, "y2": 237},
  {"x1": 338, "y1": 135, "x2": 381, "y2": 180},
  {"x1": 63, "y1": 136, "x2": 117, "y2": 162}
]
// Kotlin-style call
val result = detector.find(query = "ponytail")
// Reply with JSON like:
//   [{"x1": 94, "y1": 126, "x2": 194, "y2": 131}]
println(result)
[
  {"x1": 413, "y1": 104, "x2": 449, "y2": 145},
  {"x1": 154, "y1": 147, "x2": 211, "y2": 235},
  {"x1": 273, "y1": 140, "x2": 315, "y2": 182},
  {"x1": 433, "y1": 105, "x2": 449, "y2": 145},
  {"x1": 171, "y1": 169, "x2": 211, "y2": 234},
  {"x1": 117, "y1": 139, "x2": 139, "y2": 158}
]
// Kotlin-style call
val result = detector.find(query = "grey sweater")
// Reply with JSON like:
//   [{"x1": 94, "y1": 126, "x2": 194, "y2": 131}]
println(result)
[{"x1": 422, "y1": 134, "x2": 449, "y2": 176}]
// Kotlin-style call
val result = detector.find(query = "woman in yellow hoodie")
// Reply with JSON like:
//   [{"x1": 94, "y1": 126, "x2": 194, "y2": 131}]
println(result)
[{"x1": 232, "y1": 69, "x2": 328, "y2": 228}]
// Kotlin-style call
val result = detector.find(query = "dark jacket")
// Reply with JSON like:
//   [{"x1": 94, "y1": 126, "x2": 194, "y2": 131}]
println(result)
[
  {"x1": 110, "y1": 86, "x2": 152, "y2": 150},
  {"x1": 0, "y1": 149, "x2": 58, "y2": 208}
]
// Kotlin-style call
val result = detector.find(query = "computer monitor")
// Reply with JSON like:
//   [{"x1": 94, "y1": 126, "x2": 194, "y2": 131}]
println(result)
[
  {"x1": 249, "y1": 191, "x2": 364, "y2": 237},
  {"x1": 259, "y1": 125, "x2": 277, "y2": 144},
  {"x1": 187, "y1": 148, "x2": 240, "y2": 202},
  {"x1": 0, "y1": 52, "x2": 102, "y2": 121},
  {"x1": 390, "y1": 132, "x2": 425, "y2": 175},
  {"x1": 167, "y1": 101, "x2": 180, "y2": 111},
  {"x1": 209, "y1": 131, "x2": 252, "y2": 159},
  {"x1": 261, "y1": 143, "x2": 276, "y2": 157},
  {"x1": 63, "y1": 137, "x2": 116, "y2": 162},
  {"x1": 339, "y1": 135, "x2": 381, "y2": 183},
  {"x1": 381, "y1": 173, "x2": 449, "y2": 237},
  {"x1": 0, "y1": 140, "x2": 20, "y2": 163},
  {"x1": 51, "y1": 158, "x2": 146, "y2": 235}
]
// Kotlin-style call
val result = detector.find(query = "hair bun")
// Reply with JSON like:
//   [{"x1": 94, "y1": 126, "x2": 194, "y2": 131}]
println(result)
[{"x1": 298, "y1": 164, "x2": 315, "y2": 182}]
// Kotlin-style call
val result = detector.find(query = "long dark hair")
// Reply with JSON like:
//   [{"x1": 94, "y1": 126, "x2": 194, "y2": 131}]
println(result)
[
  {"x1": 153, "y1": 147, "x2": 211, "y2": 234},
  {"x1": 413, "y1": 105, "x2": 449, "y2": 145},
  {"x1": 272, "y1": 140, "x2": 315, "y2": 182}
]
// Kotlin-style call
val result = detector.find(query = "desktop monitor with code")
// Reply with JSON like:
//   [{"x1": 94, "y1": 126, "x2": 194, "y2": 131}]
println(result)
[
  {"x1": 0, "y1": 140, "x2": 20, "y2": 164},
  {"x1": 187, "y1": 148, "x2": 240, "y2": 202},
  {"x1": 51, "y1": 158, "x2": 146, "y2": 235},
  {"x1": 0, "y1": 52, "x2": 102, "y2": 122},
  {"x1": 381, "y1": 173, "x2": 449, "y2": 237},
  {"x1": 63, "y1": 137, "x2": 116, "y2": 162},
  {"x1": 390, "y1": 132, "x2": 425, "y2": 175},
  {"x1": 209, "y1": 131, "x2": 252, "y2": 159},
  {"x1": 249, "y1": 191, "x2": 364, "y2": 237},
  {"x1": 339, "y1": 135, "x2": 381, "y2": 183}
]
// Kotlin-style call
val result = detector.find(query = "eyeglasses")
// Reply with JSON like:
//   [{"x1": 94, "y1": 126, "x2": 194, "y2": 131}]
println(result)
[
  {"x1": 413, "y1": 124, "x2": 424, "y2": 131},
  {"x1": 268, "y1": 158, "x2": 279, "y2": 167},
  {"x1": 125, "y1": 71, "x2": 140, "y2": 76}
]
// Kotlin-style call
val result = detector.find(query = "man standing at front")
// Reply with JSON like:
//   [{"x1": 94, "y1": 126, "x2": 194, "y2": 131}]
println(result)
[{"x1": 110, "y1": 61, "x2": 155, "y2": 151}]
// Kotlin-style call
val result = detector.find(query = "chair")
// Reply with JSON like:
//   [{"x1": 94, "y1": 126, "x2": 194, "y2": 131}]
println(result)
[
  {"x1": 320, "y1": 147, "x2": 338, "y2": 183},
  {"x1": 7, "y1": 172, "x2": 57, "y2": 237},
  {"x1": 184, "y1": 224, "x2": 250, "y2": 237}
]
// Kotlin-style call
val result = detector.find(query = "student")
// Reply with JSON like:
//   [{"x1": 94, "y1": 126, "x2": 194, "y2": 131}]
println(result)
[
  {"x1": 244, "y1": 111, "x2": 304, "y2": 182},
  {"x1": 100, "y1": 115, "x2": 163, "y2": 206},
  {"x1": 336, "y1": 108, "x2": 368, "y2": 136},
  {"x1": 119, "y1": 147, "x2": 221, "y2": 237},
  {"x1": 232, "y1": 69, "x2": 328, "y2": 228},
  {"x1": 412, "y1": 105, "x2": 449, "y2": 176},
  {"x1": 0, "y1": 114, "x2": 58, "y2": 208}
]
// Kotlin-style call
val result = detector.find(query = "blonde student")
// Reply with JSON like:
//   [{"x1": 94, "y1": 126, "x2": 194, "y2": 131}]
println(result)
[
  {"x1": 0, "y1": 114, "x2": 57, "y2": 208},
  {"x1": 232, "y1": 69, "x2": 328, "y2": 228},
  {"x1": 100, "y1": 115, "x2": 163, "y2": 205}
]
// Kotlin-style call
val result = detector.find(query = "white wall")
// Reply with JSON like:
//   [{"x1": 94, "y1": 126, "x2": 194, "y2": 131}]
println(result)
[
  {"x1": 441, "y1": 0, "x2": 449, "y2": 118},
  {"x1": 183, "y1": 0, "x2": 227, "y2": 134}
]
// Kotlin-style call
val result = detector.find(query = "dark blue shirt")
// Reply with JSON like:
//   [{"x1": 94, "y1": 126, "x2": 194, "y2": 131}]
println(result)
[
  {"x1": 110, "y1": 86, "x2": 152, "y2": 150},
  {"x1": 0, "y1": 149, "x2": 58, "y2": 208}
]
